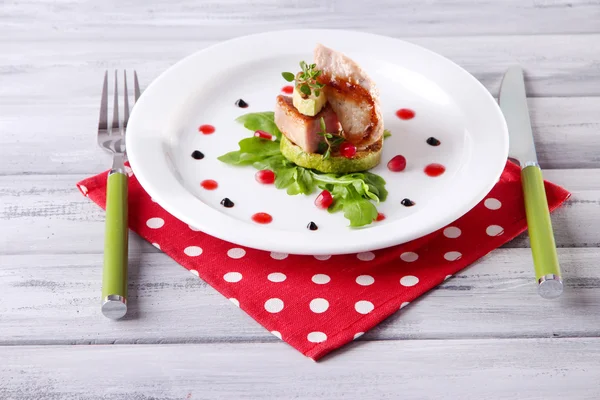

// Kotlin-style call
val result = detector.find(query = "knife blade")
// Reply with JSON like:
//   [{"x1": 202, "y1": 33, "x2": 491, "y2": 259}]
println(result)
[{"x1": 499, "y1": 66, "x2": 563, "y2": 299}]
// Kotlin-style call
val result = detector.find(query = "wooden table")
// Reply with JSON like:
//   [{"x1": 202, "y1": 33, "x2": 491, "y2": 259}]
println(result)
[{"x1": 2, "y1": 1, "x2": 600, "y2": 398}]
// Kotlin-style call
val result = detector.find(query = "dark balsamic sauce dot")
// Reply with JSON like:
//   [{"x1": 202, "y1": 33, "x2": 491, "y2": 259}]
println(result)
[
  {"x1": 235, "y1": 99, "x2": 249, "y2": 108},
  {"x1": 401, "y1": 198, "x2": 415, "y2": 207},
  {"x1": 191, "y1": 150, "x2": 204, "y2": 160},
  {"x1": 307, "y1": 221, "x2": 318, "y2": 231},
  {"x1": 220, "y1": 198, "x2": 234, "y2": 208},
  {"x1": 426, "y1": 137, "x2": 441, "y2": 146}
]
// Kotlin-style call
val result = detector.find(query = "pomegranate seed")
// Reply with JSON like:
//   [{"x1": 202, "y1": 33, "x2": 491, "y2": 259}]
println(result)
[
  {"x1": 387, "y1": 155, "x2": 407, "y2": 172},
  {"x1": 254, "y1": 130, "x2": 273, "y2": 140},
  {"x1": 255, "y1": 169, "x2": 275, "y2": 184},
  {"x1": 315, "y1": 190, "x2": 333, "y2": 209},
  {"x1": 340, "y1": 142, "x2": 357, "y2": 158},
  {"x1": 375, "y1": 213, "x2": 386, "y2": 222}
]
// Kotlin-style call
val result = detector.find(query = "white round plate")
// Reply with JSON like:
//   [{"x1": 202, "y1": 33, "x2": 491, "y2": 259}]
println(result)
[{"x1": 126, "y1": 29, "x2": 508, "y2": 255}]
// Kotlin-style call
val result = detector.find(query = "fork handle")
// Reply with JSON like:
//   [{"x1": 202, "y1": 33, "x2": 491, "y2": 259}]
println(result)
[{"x1": 101, "y1": 165, "x2": 129, "y2": 319}]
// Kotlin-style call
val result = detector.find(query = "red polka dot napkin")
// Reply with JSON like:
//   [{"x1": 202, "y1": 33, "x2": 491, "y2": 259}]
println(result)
[{"x1": 77, "y1": 161, "x2": 569, "y2": 360}]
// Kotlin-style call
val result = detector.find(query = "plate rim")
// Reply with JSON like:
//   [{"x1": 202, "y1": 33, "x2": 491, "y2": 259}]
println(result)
[{"x1": 126, "y1": 28, "x2": 509, "y2": 255}]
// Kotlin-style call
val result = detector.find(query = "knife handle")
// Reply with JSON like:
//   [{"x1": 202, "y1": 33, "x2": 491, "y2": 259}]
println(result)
[
  {"x1": 101, "y1": 169, "x2": 129, "y2": 319},
  {"x1": 521, "y1": 164, "x2": 563, "y2": 299}
]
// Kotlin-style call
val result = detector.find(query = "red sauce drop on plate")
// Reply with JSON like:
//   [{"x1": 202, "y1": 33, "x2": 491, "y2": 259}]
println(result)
[
  {"x1": 198, "y1": 124, "x2": 215, "y2": 134},
  {"x1": 396, "y1": 108, "x2": 415, "y2": 120},
  {"x1": 282, "y1": 85, "x2": 294, "y2": 94},
  {"x1": 375, "y1": 213, "x2": 386, "y2": 222},
  {"x1": 200, "y1": 179, "x2": 218, "y2": 190},
  {"x1": 252, "y1": 212, "x2": 273, "y2": 224},
  {"x1": 424, "y1": 163, "x2": 446, "y2": 177}
]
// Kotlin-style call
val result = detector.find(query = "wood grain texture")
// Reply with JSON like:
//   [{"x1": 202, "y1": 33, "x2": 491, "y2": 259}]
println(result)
[
  {"x1": 1, "y1": 169, "x2": 597, "y2": 255},
  {"x1": 2, "y1": 0, "x2": 599, "y2": 37},
  {"x1": 2, "y1": 34, "x2": 600, "y2": 107},
  {"x1": 1, "y1": 248, "x2": 599, "y2": 344},
  {"x1": 1, "y1": 339, "x2": 599, "y2": 400},
  {"x1": 2, "y1": 97, "x2": 600, "y2": 176},
  {"x1": 2, "y1": 1, "x2": 600, "y2": 396}
]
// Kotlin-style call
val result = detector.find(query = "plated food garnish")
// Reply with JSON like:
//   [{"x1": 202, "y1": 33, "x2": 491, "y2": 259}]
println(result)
[
  {"x1": 277, "y1": 43, "x2": 386, "y2": 173},
  {"x1": 219, "y1": 44, "x2": 390, "y2": 227}
]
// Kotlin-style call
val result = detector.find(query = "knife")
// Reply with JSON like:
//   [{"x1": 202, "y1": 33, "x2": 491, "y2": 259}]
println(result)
[{"x1": 499, "y1": 66, "x2": 563, "y2": 299}]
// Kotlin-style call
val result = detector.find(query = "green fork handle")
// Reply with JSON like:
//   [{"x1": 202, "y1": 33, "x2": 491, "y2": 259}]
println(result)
[
  {"x1": 521, "y1": 164, "x2": 563, "y2": 299},
  {"x1": 101, "y1": 169, "x2": 129, "y2": 318}
]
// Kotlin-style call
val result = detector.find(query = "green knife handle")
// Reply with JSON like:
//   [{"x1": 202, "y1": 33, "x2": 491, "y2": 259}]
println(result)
[
  {"x1": 101, "y1": 171, "x2": 129, "y2": 318},
  {"x1": 521, "y1": 164, "x2": 563, "y2": 298}
]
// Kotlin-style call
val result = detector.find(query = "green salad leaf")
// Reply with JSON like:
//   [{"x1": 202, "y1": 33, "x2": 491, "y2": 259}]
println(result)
[
  {"x1": 235, "y1": 112, "x2": 282, "y2": 140},
  {"x1": 219, "y1": 111, "x2": 388, "y2": 227},
  {"x1": 217, "y1": 137, "x2": 280, "y2": 166},
  {"x1": 383, "y1": 129, "x2": 392, "y2": 139},
  {"x1": 342, "y1": 193, "x2": 379, "y2": 227}
]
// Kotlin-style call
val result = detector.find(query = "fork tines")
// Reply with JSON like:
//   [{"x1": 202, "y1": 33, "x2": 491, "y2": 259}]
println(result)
[{"x1": 98, "y1": 70, "x2": 141, "y2": 137}]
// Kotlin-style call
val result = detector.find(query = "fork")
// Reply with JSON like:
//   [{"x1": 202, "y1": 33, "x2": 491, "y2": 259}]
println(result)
[{"x1": 97, "y1": 70, "x2": 141, "y2": 319}]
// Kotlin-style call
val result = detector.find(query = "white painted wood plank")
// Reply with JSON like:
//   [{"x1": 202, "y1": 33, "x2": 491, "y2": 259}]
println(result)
[
  {"x1": 1, "y1": 97, "x2": 599, "y2": 176},
  {"x1": 1, "y1": 339, "x2": 599, "y2": 400},
  {"x1": 1, "y1": 169, "x2": 596, "y2": 255},
  {"x1": 1, "y1": 248, "x2": 599, "y2": 344},
  {"x1": 2, "y1": 34, "x2": 599, "y2": 108},
  {"x1": 2, "y1": 0, "x2": 599, "y2": 37}
]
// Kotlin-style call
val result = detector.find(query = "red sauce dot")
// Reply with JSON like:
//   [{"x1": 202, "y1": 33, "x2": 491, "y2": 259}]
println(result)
[
  {"x1": 252, "y1": 212, "x2": 273, "y2": 224},
  {"x1": 396, "y1": 108, "x2": 415, "y2": 120},
  {"x1": 424, "y1": 163, "x2": 446, "y2": 177},
  {"x1": 387, "y1": 155, "x2": 407, "y2": 172},
  {"x1": 282, "y1": 85, "x2": 294, "y2": 94},
  {"x1": 200, "y1": 179, "x2": 218, "y2": 190},
  {"x1": 198, "y1": 124, "x2": 215, "y2": 134},
  {"x1": 375, "y1": 213, "x2": 386, "y2": 222}
]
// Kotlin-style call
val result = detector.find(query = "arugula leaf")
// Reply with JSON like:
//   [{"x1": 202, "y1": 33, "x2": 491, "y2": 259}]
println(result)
[
  {"x1": 236, "y1": 112, "x2": 282, "y2": 140},
  {"x1": 217, "y1": 151, "x2": 241, "y2": 165},
  {"x1": 311, "y1": 172, "x2": 387, "y2": 204},
  {"x1": 343, "y1": 196, "x2": 379, "y2": 227},
  {"x1": 328, "y1": 185, "x2": 348, "y2": 214},
  {"x1": 275, "y1": 166, "x2": 296, "y2": 190},
  {"x1": 363, "y1": 172, "x2": 388, "y2": 202},
  {"x1": 252, "y1": 154, "x2": 287, "y2": 170},
  {"x1": 217, "y1": 137, "x2": 280, "y2": 166},
  {"x1": 298, "y1": 168, "x2": 314, "y2": 194},
  {"x1": 238, "y1": 137, "x2": 279, "y2": 154},
  {"x1": 327, "y1": 184, "x2": 378, "y2": 226},
  {"x1": 328, "y1": 200, "x2": 345, "y2": 214},
  {"x1": 383, "y1": 129, "x2": 392, "y2": 139}
]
